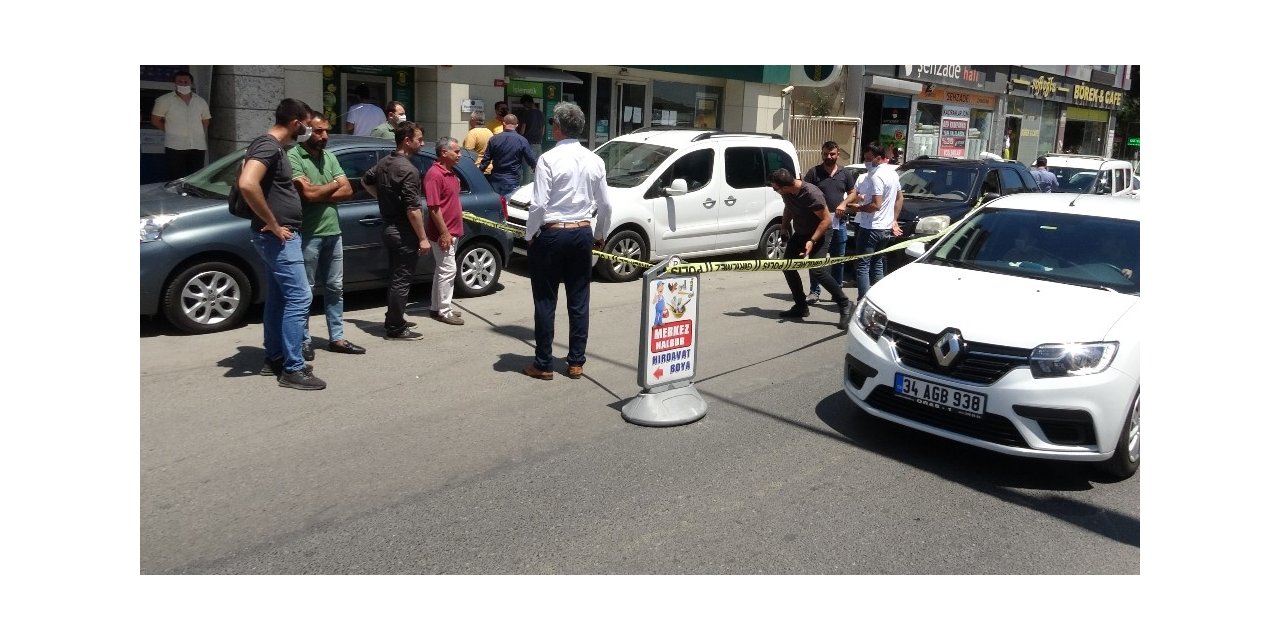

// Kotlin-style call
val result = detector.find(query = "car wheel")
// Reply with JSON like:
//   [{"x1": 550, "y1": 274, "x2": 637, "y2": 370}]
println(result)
[
  {"x1": 162, "y1": 261, "x2": 252, "y2": 334},
  {"x1": 756, "y1": 222, "x2": 785, "y2": 260},
  {"x1": 595, "y1": 229, "x2": 647, "y2": 282},
  {"x1": 1100, "y1": 391, "x2": 1140, "y2": 479},
  {"x1": 454, "y1": 241, "x2": 502, "y2": 297}
]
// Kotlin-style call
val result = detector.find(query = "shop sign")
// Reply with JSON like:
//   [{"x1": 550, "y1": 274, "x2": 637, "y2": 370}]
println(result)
[
  {"x1": 939, "y1": 106, "x2": 970, "y2": 158},
  {"x1": 918, "y1": 85, "x2": 997, "y2": 108},
  {"x1": 900, "y1": 64, "x2": 988, "y2": 90},
  {"x1": 1009, "y1": 67, "x2": 1127, "y2": 110},
  {"x1": 1127, "y1": 137, "x2": 1140, "y2": 147}
]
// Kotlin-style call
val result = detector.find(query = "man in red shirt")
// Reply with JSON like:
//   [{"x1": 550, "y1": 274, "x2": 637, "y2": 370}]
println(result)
[{"x1": 423, "y1": 137, "x2": 466, "y2": 325}]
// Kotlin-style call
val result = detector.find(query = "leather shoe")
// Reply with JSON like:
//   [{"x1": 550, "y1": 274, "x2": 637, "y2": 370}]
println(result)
[
  {"x1": 779, "y1": 304, "x2": 810, "y2": 319},
  {"x1": 328, "y1": 339, "x2": 366, "y2": 355},
  {"x1": 302, "y1": 340, "x2": 315, "y2": 361},
  {"x1": 522, "y1": 363, "x2": 553, "y2": 380},
  {"x1": 566, "y1": 364, "x2": 584, "y2": 379},
  {"x1": 837, "y1": 301, "x2": 853, "y2": 331}
]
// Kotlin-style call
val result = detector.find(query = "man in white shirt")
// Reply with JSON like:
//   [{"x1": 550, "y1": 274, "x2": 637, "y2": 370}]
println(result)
[
  {"x1": 344, "y1": 84, "x2": 384, "y2": 136},
  {"x1": 522, "y1": 102, "x2": 612, "y2": 381},
  {"x1": 150, "y1": 70, "x2": 211, "y2": 180},
  {"x1": 849, "y1": 142, "x2": 904, "y2": 300}
]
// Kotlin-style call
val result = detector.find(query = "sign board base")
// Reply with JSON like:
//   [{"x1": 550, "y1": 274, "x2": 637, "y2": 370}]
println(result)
[{"x1": 621, "y1": 384, "x2": 707, "y2": 427}]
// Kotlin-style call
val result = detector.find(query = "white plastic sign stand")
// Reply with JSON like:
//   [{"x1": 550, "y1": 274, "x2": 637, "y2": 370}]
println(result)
[{"x1": 621, "y1": 256, "x2": 708, "y2": 427}]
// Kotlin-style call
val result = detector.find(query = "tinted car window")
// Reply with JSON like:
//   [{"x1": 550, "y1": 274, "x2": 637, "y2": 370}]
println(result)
[
  {"x1": 999, "y1": 167, "x2": 1030, "y2": 194},
  {"x1": 653, "y1": 148, "x2": 714, "y2": 196},
  {"x1": 981, "y1": 170, "x2": 1001, "y2": 195},
  {"x1": 763, "y1": 147, "x2": 796, "y2": 177},
  {"x1": 407, "y1": 153, "x2": 474, "y2": 194},
  {"x1": 339, "y1": 150, "x2": 381, "y2": 201},
  {"x1": 724, "y1": 147, "x2": 766, "y2": 188},
  {"x1": 899, "y1": 165, "x2": 978, "y2": 201}
]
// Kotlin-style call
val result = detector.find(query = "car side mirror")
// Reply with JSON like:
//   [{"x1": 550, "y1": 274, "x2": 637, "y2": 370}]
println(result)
[
  {"x1": 663, "y1": 178, "x2": 688, "y2": 196},
  {"x1": 983, "y1": 192, "x2": 1000, "y2": 202}
]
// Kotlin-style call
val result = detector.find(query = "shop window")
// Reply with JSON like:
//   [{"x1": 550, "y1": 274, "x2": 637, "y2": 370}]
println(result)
[
  {"x1": 912, "y1": 103, "x2": 942, "y2": 160},
  {"x1": 651, "y1": 81, "x2": 722, "y2": 129}
]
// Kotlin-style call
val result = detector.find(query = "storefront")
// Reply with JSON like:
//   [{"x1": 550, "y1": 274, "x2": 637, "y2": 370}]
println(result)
[
  {"x1": 859, "y1": 71, "x2": 922, "y2": 161},
  {"x1": 322, "y1": 65, "x2": 416, "y2": 132},
  {"x1": 898, "y1": 66, "x2": 1005, "y2": 161},
  {"x1": 1007, "y1": 68, "x2": 1126, "y2": 159}
]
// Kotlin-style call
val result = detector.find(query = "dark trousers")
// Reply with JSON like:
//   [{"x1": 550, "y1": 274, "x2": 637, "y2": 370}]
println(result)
[
  {"x1": 382, "y1": 223, "x2": 419, "y2": 333},
  {"x1": 164, "y1": 147, "x2": 205, "y2": 180},
  {"x1": 529, "y1": 226, "x2": 593, "y2": 370},
  {"x1": 784, "y1": 233, "x2": 848, "y2": 307}
]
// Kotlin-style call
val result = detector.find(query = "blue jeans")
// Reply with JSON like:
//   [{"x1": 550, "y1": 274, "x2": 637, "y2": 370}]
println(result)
[
  {"x1": 250, "y1": 231, "x2": 312, "y2": 373},
  {"x1": 854, "y1": 227, "x2": 892, "y2": 300},
  {"x1": 302, "y1": 234, "x2": 344, "y2": 343},
  {"x1": 529, "y1": 225, "x2": 593, "y2": 370},
  {"x1": 809, "y1": 222, "x2": 848, "y2": 292}
]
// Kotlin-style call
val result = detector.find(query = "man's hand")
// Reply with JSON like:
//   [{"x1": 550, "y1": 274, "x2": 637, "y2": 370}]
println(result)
[
  {"x1": 267, "y1": 223, "x2": 293, "y2": 242},
  {"x1": 418, "y1": 238, "x2": 431, "y2": 255},
  {"x1": 891, "y1": 221, "x2": 903, "y2": 237},
  {"x1": 593, "y1": 237, "x2": 605, "y2": 250},
  {"x1": 438, "y1": 233, "x2": 453, "y2": 251},
  {"x1": 800, "y1": 239, "x2": 813, "y2": 257}
]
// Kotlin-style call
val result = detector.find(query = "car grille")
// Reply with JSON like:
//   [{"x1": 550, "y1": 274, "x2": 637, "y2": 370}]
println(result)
[
  {"x1": 866, "y1": 385, "x2": 1029, "y2": 448},
  {"x1": 886, "y1": 321, "x2": 1030, "y2": 385}
]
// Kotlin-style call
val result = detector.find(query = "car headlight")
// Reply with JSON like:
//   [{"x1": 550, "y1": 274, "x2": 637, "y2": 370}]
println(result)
[
  {"x1": 1029, "y1": 342, "x2": 1119, "y2": 378},
  {"x1": 140, "y1": 214, "x2": 177, "y2": 243},
  {"x1": 915, "y1": 214, "x2": 951, "y2": 235},
  {"x1": 854, "y1": 298, "x2": 888, "y2": 340}
]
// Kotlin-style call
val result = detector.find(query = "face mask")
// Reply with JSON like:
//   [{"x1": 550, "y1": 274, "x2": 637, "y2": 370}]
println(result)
[
  {"x1": 175, "y1": 85, "x2": 192, "y2": 95},
  {"x1": 296, "y1": 125, "x2": 313, "y2": 143},
  {"x1": 396, "y1": 114, "x2": 407, "y2": 123}
]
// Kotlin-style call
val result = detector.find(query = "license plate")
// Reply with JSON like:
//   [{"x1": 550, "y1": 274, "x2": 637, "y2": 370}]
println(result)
[{"x1": 894, "y1": 373, "x2": 986, "y2": 418}]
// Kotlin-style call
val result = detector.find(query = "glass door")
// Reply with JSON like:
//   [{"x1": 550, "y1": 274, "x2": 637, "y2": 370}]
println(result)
[{"x1": 616, "y1": 81, "x2": 647, "y2": 136}]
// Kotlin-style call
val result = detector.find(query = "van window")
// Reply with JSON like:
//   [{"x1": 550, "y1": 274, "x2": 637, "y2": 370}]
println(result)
[
  {"x1": 652, "y1": 148, "x2": 714, "y2": 197},
  {"x1": 1095, "y1": 169, "x2": 1112, "y2": 194},
  {"x1": 725, "y1": 147, "x2": 766, "y2": 188}
]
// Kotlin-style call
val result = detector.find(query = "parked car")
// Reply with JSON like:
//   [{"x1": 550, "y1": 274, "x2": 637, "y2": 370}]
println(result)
[
  {"x1": 888, "y1": 155, "x2": 1041, "y2": 270},
  {"x1": 842, "y1": 193, "x2": 1140, "y2": 478},
  {"x1": 504, "y1": 127, "x2": 801, "y2": 282},
  {"x1": 140, "y1": 135, "x2": 514, "y2": 334},
  {"x1": 1043, "y1": 154, "x2": 1136, "y2": 196}
]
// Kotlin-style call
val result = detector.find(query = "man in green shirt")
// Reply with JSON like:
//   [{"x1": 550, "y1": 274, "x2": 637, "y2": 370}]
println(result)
[
  {"x1": 368, "y1": 101, "x2": 406, "y2": 140},
  {"x1": 288, "y1": 113, "x2": 366, "y2": 357}
]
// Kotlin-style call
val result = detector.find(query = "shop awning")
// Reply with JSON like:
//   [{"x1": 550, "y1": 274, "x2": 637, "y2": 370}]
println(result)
[{"x1": 506, "y1": 67, "x2": 584, "y2": 84}]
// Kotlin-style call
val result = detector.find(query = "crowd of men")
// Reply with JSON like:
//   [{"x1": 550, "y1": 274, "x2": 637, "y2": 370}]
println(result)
[{"x1": 235, "y1": 98, "x2": 607, "y2": 390}]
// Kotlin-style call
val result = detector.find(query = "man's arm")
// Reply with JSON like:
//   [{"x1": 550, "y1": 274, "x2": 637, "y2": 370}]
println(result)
[
  {"x1": 522, "y1": 139, "x2": 538, "y2": 169},
  {"x1": 238, "y1": 159, "x2": 290, "y2": 241},
  {"x1": 800, "y1": 205, "x2": 831, "y2": 257},
  {"x1": 150, "y1": 114, "x2": 165, "y2": 130},
  {"x1": 407, "y1": 207, "x2": 430, "y2": 255},
  {"x1": 891, "y1": 192, "x2": 904, "y2": 236},
  {"x1": 427, "y1": 205, "x2": 452, "y2": 250},
  {"x1": 526, "y1": 159, "x2": 551, "y2": 242}
]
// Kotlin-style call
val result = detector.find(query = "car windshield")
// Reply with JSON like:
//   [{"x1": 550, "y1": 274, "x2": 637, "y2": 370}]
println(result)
[
  {"x1": 595, "y1": 141, "x2": 675, "y2": 188},
  {"x1": 1049, "y1": 167, "x2": 1097, "y2": 193},
  {"x1": 925, "y1": 208, "x2": 1140, "y2": 294},
  {"x1": 898, "y1": 165, "x2": 978, "y2": 201},
  {"x1": 182, "y1": 148, "x2": 247, "y2": 199}
]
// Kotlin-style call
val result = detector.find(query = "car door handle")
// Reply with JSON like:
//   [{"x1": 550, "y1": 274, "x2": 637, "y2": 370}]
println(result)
[
  {"x1": 702, "y1": 198, "x2": 715, "y2": 208},
  {"x1": 358, "y1": 216, "x2": 383, "y2": 226},
  {"x1": 723, "y1": 196, "x2": 737, "y2": 206}
]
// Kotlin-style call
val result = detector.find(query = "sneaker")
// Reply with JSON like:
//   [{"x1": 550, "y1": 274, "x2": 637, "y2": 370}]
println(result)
[
  {"x1": 432, "y1": 311, "x2": 464, "y2": 326},
  {"x1": 278, "y1": 369, "x2": 327, "y2": 390},
  {"x1": 806, "y1": 291, "x2": 820, "y2": 305},
  {"x1": 405, "y1": 321, "x2": 418, "y2": 329},
  {"x1": 384, "y1": 329, "x2": 424, "y2": 341},
  {"x1": 429, "y1": 310, "x2": 461, "y2": 319},
  {"x1": 302, "y1": 341, "x2": 315, "y2": 362},
  {"x1": 837, "y1": 301, "x2": 853, "y2": 331},
  {"x1": 260, "y1": 359, "x2": 312, "y2": 377},
  {"x1": 779, "y1": 304, "x2": 810, "y2": 319}
]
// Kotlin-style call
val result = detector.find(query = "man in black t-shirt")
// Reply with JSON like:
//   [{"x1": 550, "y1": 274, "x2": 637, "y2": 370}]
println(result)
[
  {"x1": 240, "y1": 98, "x2": 327, "y2": 391},
  {"x1": 768, "y1": 168, "x2": 852, "y2": 330},
  {"x1": 362, "y1": 120, "x2": 430, "y2": 340}
]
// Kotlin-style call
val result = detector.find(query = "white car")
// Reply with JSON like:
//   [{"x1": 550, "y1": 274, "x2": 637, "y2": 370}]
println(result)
[
  {"x1": 843, "y1": 193, "x2": 1140, "y2": 478},
  {"x1": 1044, "y1": 154, "x2": 1137, "y2": 196},
  {"x1": 506, "y1": 128, "x2": 800, "y2": 281}
]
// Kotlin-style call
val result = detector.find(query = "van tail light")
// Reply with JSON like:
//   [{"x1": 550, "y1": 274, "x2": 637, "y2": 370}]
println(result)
[{"x1": 499, "y1": 195, "x2": 509, "y2": 222}]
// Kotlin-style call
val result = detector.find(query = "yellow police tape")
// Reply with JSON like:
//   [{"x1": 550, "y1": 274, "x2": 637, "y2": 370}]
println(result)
[{"x1": 461, "y1": 211, "x2": 955, "y2": 274}]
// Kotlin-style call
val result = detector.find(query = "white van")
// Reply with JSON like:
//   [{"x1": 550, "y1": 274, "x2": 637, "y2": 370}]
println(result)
[
  {"x1": 506, "y1": 128, "x2": 801, "y2": 282},
  {"x1": 1043, "y1": 154, "x2": 1137, "y2": 196}
]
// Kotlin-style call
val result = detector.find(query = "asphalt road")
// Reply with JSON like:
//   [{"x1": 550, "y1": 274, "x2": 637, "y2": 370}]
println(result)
[{"x1": 140, "y1": 256, "x2": 1138, "y2": 574}]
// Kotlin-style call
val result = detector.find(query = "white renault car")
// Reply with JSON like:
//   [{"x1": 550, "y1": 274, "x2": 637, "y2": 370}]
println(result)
[{"x1": 843, "y1": 193, "x2": 1140, "y2": 478}]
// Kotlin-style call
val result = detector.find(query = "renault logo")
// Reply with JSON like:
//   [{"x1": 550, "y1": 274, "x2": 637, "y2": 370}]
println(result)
[{"x1": 933, "y1": 329, "x2": 964, "y2": 367}]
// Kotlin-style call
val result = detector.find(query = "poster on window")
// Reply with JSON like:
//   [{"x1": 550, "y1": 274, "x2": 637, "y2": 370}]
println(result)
[{"x1": 939, "y1": 105, "x2": 970, "y2": 158}]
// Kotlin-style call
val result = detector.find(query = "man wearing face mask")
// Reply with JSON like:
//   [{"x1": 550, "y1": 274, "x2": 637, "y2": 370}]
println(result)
[
  {"x1": 369, "y1": 101, "x2": 407, "y2": 140},
  {"x1": 846, "y1": 142, "x2": 904, "y2": 301},
  {"x1": 151, "y1": 71, "x2": 211, "y2": 180},
  {"x1": 485, "y1": 101, "x2": 510, "y2": 135},
  {"x1": 240, "y1": 98, "x2": 327, "y2": 390},
  {"x1": 288, "y1": 113, "x2": 365, "y2": 359}
]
